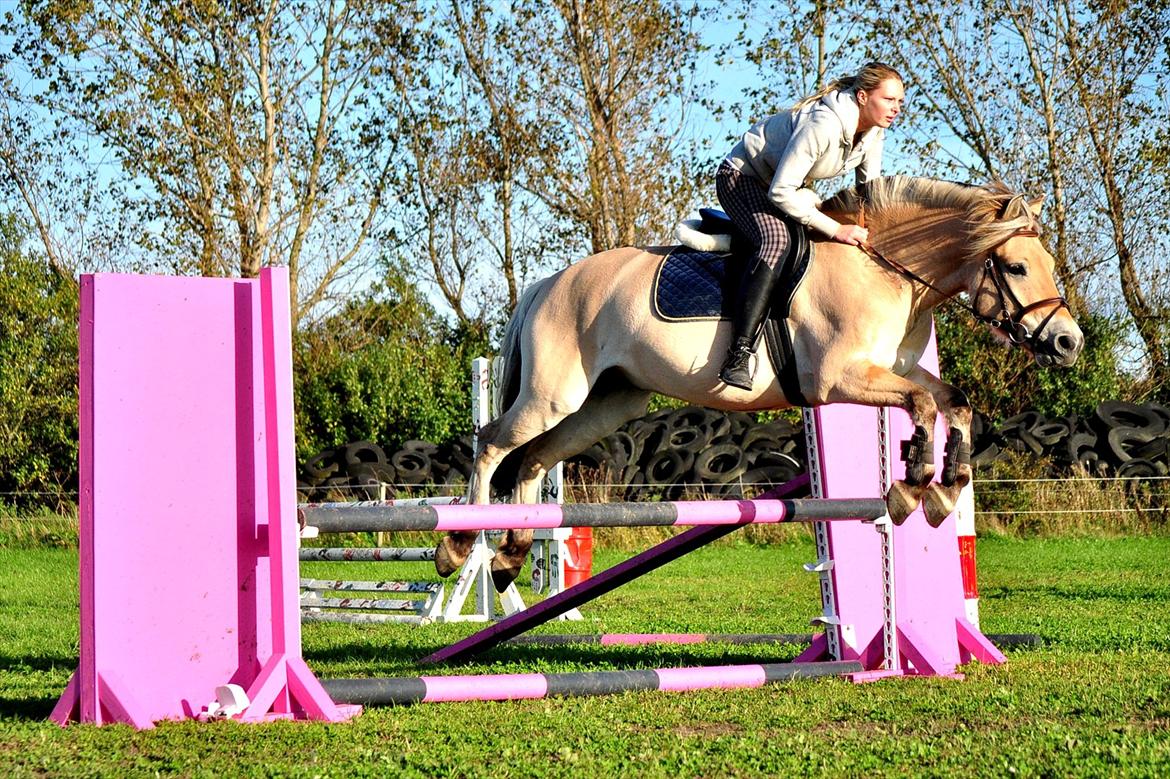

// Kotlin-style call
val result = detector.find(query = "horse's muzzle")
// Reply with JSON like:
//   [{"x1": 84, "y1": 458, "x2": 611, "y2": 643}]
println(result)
[{"x1": 1034, "y1": 320, "x2": 1084, "y2": 367}]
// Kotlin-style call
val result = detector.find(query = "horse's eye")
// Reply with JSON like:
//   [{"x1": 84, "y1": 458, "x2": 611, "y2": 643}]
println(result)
[{"x1": 1005, "y1": 263, "x2": 1027, "y2": 276}]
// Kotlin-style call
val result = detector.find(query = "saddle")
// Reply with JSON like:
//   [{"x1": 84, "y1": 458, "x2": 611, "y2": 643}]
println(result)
[{"x1": 654, "y1": 209, "x2": 813, "y2": 406}]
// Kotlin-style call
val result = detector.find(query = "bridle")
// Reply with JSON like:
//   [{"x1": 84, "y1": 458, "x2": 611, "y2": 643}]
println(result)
[{"x1": 856, "y1": 198, "x2": 1069, "y2": 352}]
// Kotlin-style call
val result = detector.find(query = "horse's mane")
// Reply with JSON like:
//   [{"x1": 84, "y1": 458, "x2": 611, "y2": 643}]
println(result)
[{"x1": 821, "y1": 176, "x2": 1040, "y2": 259}]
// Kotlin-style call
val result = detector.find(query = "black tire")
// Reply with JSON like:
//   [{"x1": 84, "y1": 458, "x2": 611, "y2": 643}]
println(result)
[
  {"x1": 971, "y1": 442, "x2": 1002, "y2": 468},
  {"x1": 391, "y1": 449, "x2": 432, "y2": 484},
  {"x1": 343, "y1": 441, "x2": 387, "y2": 466},
  {"x1": 573, "y1": 444, "x2": 608, "y2": 473},
  {"x1": 1105, "y1": 427, "x2": 1155, "y2": 464},
  {"x1": 302, "y1": 449, "x2": 339, "y2": 480},
  {"x1": 758, "y1": 418, "x2": 797, "y2": 439},
  {"x1": 1031, "y1": 420, "x2": 1071, "y2": 447},
  {"x1": 402, "y1": 439, "x2": 440, "y2": 456},
  {"x1": 1096, "y1": 401, "x2": 1166, "y2": 436},
  {"x1": 693, "y1": 444, "x2": 747, "y2": 482},
  {"x1": 624, "y1": 419, "x2": 657, "y2": 444},
  {"x1": 741, "y1": 426, "x2": 783, "y2": 450},
  {"x1": 728, "y1": 412, "x2": 754, "y2": 436},
  {"x1": 643, "y1": 450, "x2": 686, "y2": 485},
  {"x1": 731, "y1": 465, "x2": 798, "y2": 496},
  {"x1": 348, "y1": 464, "x2": 383, "y2": 500},
  {"x1": 1062, "y1": 432, "x2": 1098, "y2": 466},
  {"x1": 602, "y1": 431, "x2": 638, "y2": 470},
  {"x1": 666, "y1": 406, "x2": 709, "y2": 430},
  {"x1": 623, "y1": 470, "x2": 647, "y2": 501},
  {"x1": 703, "y1": 413, "x2": 733, "y2": 440},
  {"x1": 668, "y1": 425, "x2": 710, "y2": 453},
  {"x1": 1147, "y1": 403, "x2": 1170, "y2": 430},
  {"x1": 1133, "y1": 436, "x2": 1169, "y2": 463},
  {"x1": 1002, "y1": 428, "x2": 1044, "y2": 455},
  {"x1": 1116, "y1": 458, "x2": 1163, "y2": 478},
  {"x1": 749, "y1": 451, "x2": 803, "y2": 471}
]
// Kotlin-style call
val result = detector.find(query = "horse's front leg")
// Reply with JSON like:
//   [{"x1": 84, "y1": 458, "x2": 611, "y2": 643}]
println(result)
[
  {"x1": 905, "y1": 366, "x2": 974, "y2": 528},
  {"x1": 830, "y1": 364, "x2": 939, "y2": 525}
]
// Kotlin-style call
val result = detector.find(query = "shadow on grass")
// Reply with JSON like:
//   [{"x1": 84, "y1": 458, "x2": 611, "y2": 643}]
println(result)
[
  {"x1": 0, "y1": 695, "x2": 60, "y2": 721},
  {"x1": 0, "y1": 652, "x2": 78, "y2": 673}
]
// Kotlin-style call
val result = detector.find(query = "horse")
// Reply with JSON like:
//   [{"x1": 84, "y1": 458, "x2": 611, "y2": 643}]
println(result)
[{"x1": 435, "y1": 175, "x2": 1084, "y2": 591}]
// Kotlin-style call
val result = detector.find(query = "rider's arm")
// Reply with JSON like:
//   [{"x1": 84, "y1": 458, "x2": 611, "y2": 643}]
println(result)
[{"x1": 767, "y1": 115, "x2": 843, "y2": 239}]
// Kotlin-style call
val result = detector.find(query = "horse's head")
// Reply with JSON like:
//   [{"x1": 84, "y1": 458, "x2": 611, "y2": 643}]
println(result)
[{"x1": 966, "y1": 192, "x2": 1083, "y2": 367}]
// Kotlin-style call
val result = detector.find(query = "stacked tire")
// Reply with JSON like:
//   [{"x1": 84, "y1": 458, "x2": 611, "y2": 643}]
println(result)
[
  {"x1": 298, "y1": 399, "x2": 1170, "y2": 501},
  {"x1": 298, "y1": 436, "x2": 475, "y2": 501},
  {"x1": 970, "y1": 400, "x2": 1170, "y2": 477},
  {"x1": 571, "y1": 407, "x2": 803, "y2": 499}
]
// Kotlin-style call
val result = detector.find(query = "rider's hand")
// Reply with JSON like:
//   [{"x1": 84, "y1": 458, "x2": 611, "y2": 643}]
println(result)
[{"x1": 834, "y1": 224, "x2": 869, "y2": 246}]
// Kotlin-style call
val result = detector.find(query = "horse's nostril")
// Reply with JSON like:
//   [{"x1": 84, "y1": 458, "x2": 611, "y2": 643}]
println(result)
[{"x1": 1056, "y1": 333, "x2": 1082, "y2": 355}]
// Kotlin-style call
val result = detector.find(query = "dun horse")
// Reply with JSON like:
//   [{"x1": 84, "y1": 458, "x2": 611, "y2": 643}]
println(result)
[{"x1": 436, "y1": 176, "x2": 1084, "y2": 591}]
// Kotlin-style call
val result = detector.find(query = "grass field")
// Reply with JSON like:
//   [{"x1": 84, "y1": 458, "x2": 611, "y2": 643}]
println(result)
[{"x1": 1, "y1": 536, "x2": 1168, "y2": 777}]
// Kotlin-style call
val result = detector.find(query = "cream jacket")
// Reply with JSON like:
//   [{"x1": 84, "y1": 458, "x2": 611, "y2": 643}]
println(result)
[{"x1": 724, "y1": 89, "x2": 884, "y2": 238}]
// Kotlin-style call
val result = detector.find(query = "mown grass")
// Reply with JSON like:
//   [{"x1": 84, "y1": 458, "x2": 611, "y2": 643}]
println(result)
[{"x1": 1, "y1": 538, "x2": 1168, "y2": 777}]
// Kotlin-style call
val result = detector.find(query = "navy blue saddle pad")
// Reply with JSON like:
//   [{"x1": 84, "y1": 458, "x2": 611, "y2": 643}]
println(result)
[{"x1": 652, "y1": 248, "x2": 743, "y2": 321}]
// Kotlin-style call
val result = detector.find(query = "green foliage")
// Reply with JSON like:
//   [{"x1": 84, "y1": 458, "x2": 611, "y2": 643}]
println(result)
[
  {"x1": 936, "y1": 307, "x2": 1128, "y2": 420},
  {"x1": 0, "y1": 214, "x2": 78, "y2": 510},
  {"x1": 293, "y1": 266, "x2": 481, "y2": 460}
]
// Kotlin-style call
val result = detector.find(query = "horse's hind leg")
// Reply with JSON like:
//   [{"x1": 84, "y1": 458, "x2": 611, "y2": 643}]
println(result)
[
  {"x1": 434, "y1": 385, "x2": 590, "y2": 577},
  {"x1": 908, "y1": 367, "x2": 974, "y2": 528},
  {"x1": 433, "y1": 415, "x2": 507, "y2": 577},
  {"x1": 829, "y1": 363, "x2": 939, "y2": 525},
  {"x1": 487, "y1": 382, "x2": 652, "y2": 592}
]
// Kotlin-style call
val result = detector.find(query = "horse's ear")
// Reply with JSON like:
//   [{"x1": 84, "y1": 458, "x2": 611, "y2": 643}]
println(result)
[{"x1": 1027, "y1": 196, "x2": 1045, "y2": 218}]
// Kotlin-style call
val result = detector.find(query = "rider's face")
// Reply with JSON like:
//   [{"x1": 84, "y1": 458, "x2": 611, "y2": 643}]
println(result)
[{"x1": 857, "y1": 78, "x2": 905, "y2": 131}]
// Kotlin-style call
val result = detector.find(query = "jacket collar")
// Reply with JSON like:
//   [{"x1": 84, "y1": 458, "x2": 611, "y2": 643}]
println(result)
[{"x1": 818, "y1": 89, "x2": 882, "y2": 149}]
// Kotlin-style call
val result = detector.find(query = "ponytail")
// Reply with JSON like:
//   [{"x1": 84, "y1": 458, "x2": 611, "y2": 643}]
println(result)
[{"x1": 791, "y1": 62, "x2": 903, "y2": 111}]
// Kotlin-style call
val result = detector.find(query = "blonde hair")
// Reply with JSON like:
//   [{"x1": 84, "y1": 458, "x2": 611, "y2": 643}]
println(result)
[{"x1": 793, "y1": 62, "x2": 904, "y2": 110}]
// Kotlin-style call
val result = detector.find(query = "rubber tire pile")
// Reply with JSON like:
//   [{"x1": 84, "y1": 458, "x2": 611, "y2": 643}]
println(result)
[
  {"x1": 297, "y1": 400, "x2": 1170, "y2": 502},
  {"x1": 296, "y1": 406, "x2": 802, "y2": 502},
  {"x1": 971, "y1": 400, "x2": 1170, "y2": 478}
]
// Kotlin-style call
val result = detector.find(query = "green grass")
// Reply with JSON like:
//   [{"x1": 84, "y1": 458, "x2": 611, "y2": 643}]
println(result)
[{"x1": 2, "y1": 539, "x2": 1169, "y2": 777}]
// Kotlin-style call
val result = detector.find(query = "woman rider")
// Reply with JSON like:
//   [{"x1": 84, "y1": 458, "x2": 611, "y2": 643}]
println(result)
[{"x1": 716, "y1": 62, "x2": 905, "y2": 391}]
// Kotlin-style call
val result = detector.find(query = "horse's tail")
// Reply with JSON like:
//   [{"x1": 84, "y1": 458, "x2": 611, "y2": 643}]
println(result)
[
  {"x1": 487, "y1": 276, "x2": 554, "y2": 495},
  {"x1": 494, "y1": 277, "x2": 550, "y2": 417}
]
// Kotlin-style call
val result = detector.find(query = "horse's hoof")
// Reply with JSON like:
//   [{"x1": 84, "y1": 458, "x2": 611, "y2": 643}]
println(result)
[
  {"x1": 922, "y1": 485, "x2": 956, "y2": 528},
  {"x1": 490, "y1": 556, "x2": 522, "y2": 593},
  {"x1": 885, "y1": 482, "x2": 920, "y2": 526},
  {"x1": 434, "y1": 538, "x2": 467, "y2": 578}
]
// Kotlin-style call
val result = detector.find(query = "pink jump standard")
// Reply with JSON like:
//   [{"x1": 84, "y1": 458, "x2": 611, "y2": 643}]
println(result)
[
  {"x1": 796, "y1": 332, "x2": 1005, "y2": 679},
  {"x1": 51, "y1": 268, "x2": 357, "y2": 729}
]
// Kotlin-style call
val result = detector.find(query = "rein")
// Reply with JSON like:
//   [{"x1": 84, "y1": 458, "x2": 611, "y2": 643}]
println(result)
[{"x1": 854, "y1": 219, "x2": 1069, "y2": 351}]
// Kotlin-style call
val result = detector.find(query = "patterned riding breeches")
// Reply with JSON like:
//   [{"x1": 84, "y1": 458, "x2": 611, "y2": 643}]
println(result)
[{"x1": 715, "y1": 160, "x2": 795, "y2": 272}]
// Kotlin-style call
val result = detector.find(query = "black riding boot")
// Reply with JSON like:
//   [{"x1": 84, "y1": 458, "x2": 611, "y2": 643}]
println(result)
[{"x1": 719, "y1": 261, "x2": 778, "y2": 391}]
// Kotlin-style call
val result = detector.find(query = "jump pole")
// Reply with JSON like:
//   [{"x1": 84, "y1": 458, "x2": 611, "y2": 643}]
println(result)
[
  {"x1": 297, "y1": 495, "x2": 887, "y2": 532},
  {"x1": 319, "y1": 660, "x2": 862, "y2": 706}
]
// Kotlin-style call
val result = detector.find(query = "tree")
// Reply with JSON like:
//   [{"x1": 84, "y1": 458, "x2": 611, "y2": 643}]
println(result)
[
  {"x1": 509, "y1": 0, "x2": 710, "y2": 254},
  {"x1": 1056, "y1": 0, "x2": 1170, "y2": 396},
  {"x1": 881, "y1": 0, "x2": 1169, "y2": 395},
  {"x1": 6, "y1": 0, "x2": 416, "y2": 325},
  {"x1": 0, "y1": 213, "x2": 78, "y2": 509}
]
